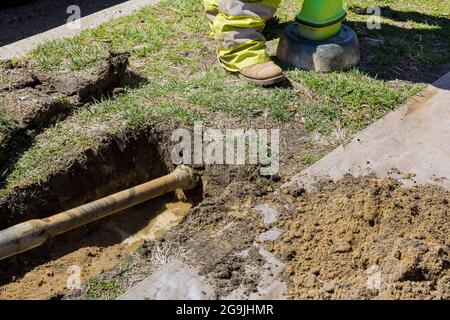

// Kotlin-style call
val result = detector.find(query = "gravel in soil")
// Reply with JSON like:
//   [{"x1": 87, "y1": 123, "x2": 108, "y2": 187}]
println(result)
[{"x1": 61, "y1": 172, "x2": 450, "y2": 300}]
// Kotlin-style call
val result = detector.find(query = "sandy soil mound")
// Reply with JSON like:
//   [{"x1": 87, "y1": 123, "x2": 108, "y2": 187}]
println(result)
[{"x1": 276, "y1": 176, "x2": 450, "y2": 300}]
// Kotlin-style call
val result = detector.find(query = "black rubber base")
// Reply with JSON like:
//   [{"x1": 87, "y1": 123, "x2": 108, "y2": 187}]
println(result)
[{"x1": 276, "y1": 24, "x2": 360, "y2": 72}]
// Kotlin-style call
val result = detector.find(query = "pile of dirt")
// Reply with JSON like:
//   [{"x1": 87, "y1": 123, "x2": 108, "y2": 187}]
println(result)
[
  {"x1": 276, "y1": 175, "x2": 450, "y2": 299},
  {"x1": 62, "y1": 174, "x2": 276, "y2": 300},
  {"x1": 59, "y1": 172, "x2": 450, "y2": 300}
]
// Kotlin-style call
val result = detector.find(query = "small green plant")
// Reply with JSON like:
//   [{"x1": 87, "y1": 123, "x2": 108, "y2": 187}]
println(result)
[
  {"x1": 300, "y1": 152, "x2": 324, "y2": 166},
  {"x1": 52, "y1": 96, "x2": 72, "y2": 108},
  {"x1": 86, "y1": 279, "x2": 124, "y2": 300},
  {"x1": 119, "y1": 256, "x2": 137, "y2": 271},
  {"x1": 0, "y1": 108, "x2": 15, "y2": 135}
]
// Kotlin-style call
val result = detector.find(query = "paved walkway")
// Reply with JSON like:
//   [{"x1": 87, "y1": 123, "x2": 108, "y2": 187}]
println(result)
[
  {"x1": 0, "y1": 0, "x2": 159, "y2": 60},
  {"x1": 286, "y1": 71, "x2": 450, "y2": 190}
]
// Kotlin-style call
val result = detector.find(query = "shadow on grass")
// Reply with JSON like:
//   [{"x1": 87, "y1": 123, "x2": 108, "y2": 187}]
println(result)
[
  {"x1": 265, "y1": 6, "x2": 449, "y2": 85},
  {"x1": 348, "y1": 5, "x2": 449, "y2": 26},
  {"x1": 0, "y1": 0, "x2": 130, "y2": 46}
]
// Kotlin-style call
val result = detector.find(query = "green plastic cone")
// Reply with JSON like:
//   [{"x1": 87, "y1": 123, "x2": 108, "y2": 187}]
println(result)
[{"x1": 296, "y1": 0, "x2": 347, "y2": 40}]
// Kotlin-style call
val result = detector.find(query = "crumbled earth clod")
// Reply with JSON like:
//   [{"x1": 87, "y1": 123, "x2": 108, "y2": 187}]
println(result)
[{"x1": 275, "y1": 175, "x2": 450, "y2": 300}]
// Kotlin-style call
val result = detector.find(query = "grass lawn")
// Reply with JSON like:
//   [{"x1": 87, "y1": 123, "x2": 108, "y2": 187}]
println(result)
[{"x1": 0, "y1": 0, "x2": 449, "y2": 192}]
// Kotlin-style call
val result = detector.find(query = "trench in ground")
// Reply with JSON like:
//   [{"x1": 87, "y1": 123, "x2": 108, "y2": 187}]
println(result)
[{"x1": 0, "y1": 129, "x2": 203, "y2": 300}]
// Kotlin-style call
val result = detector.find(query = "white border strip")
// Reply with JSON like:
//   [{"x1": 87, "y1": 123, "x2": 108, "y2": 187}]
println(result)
[{"x1": 0, "y1": 0, "x2": 161, "y2": 60}]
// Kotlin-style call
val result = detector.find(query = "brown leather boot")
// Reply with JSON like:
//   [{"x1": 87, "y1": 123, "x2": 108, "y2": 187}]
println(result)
[{"x1": 239, "y1": 61, "x2": 286, "y2": 86}]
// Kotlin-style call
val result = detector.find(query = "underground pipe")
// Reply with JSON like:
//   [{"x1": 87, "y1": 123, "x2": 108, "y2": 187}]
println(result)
[{"x1": 0, "y1": 165, "x2": 199, "y2": 261}]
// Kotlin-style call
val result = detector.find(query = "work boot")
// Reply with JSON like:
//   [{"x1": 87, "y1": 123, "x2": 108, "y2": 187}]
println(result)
[{"x1": 239, "y1": 61, "x2": 286, "y2": 86}]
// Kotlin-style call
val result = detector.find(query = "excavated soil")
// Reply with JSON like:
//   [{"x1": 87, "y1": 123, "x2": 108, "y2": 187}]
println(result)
[
  {"x1": 275, "y1": 175, "x2": 450, "y2": 300},
  {"x1": 0, "y1": 128, "x2": 172, "y2": 228},
  {"x1": 0, "y1": 52, "x2": 128, "y2": 168},
  {"x1": 1, "y1": 47, "x2": 447, "y2": 301},
  {"x1": 72, "y1": 173, "x2": 449, "y2": 300},
  {"x1": 0, "y1": 194, "x2": 193, "y2": 300},
  {"x1": 1, "y1": 70, "x2": 448, "y2": 300},
  {"x1": 0, "y1": 52, "x2": 199, "y2": 298},
  {"x1": 0, "y1": 63, "x2": 312, "y2": 299},
  {"x1": 63, "y1": 174, "x2": 276, "y2": 300}
]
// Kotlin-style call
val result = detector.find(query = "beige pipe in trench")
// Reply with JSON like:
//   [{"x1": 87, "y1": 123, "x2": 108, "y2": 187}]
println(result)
[{"x1": 0, "y1": 165, "x2": 198, "y2": 261}]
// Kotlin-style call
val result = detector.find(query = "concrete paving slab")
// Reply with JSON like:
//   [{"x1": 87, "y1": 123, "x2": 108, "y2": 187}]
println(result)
[
  {"x1": 224, "y1": 206, "x2": 287, "y2": 300},
  {"x1": 223, "y1": 246, "x2": 287, "y2": 300},
  {"x1": 119, "y1": 203, "x2": 288, "y2": 300},
  {"x1": 286, "y1": 72, "x2": 450, "y2": 190},
  {"x1": 118, "y1": 260, "x2": 215, "y2": 300},
  {"x1": 0, "y1": 0, "x2": 160, "y2": 60}
]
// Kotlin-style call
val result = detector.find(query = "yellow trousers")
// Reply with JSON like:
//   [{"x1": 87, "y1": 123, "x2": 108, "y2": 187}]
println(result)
[{"x1": 203, "y1": 0, "x2": 281, "y2": 72}]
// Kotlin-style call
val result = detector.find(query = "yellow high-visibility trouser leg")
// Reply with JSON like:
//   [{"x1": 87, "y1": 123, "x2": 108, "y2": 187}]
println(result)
[{"x1": 203, "y1": 0, "x2": 281, "y2": 72}]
